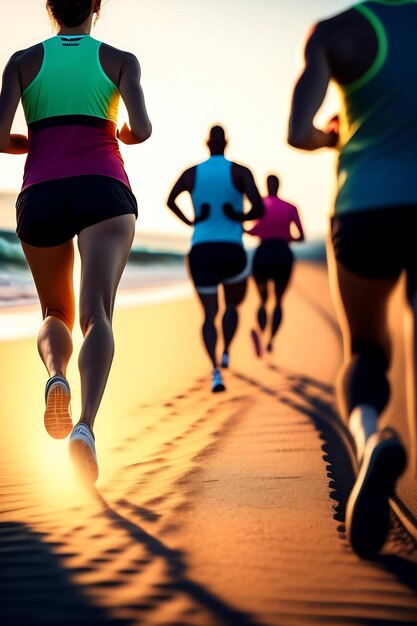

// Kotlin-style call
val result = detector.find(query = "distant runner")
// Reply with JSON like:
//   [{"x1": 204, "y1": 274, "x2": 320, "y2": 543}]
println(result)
[
  {"x1": 167, "y1": 125, "x2": 263, "y2": 392},
  {"x1": 247, "y1": 174, "x2": 304, "y2": 356},
  {"x1": 288, "y1": 0, "x2": 416, "y2": 557}
]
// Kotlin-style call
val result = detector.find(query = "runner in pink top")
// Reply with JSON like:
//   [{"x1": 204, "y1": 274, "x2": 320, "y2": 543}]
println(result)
[
  {"x1": 248, "y1": 193, "x2": 303, "y2": 241},
  {"x1": 247, "y1": 175, "x2": 304, "y2": 355}
]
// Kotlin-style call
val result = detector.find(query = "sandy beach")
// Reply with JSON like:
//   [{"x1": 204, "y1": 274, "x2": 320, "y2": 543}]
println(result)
[{"x1": 1, "y1": 262, "x2": 417, "y2": 626}]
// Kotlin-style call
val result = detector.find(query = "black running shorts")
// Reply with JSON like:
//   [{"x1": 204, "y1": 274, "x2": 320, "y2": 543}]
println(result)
[
  {"x1": 331, "y1": 205, "x2": 417, "y2": 280},
  {"x1": 252, "y1": 239, "x2": 293, "y2": 286},
  {"x1": 16, "y1": 175, "x2": 138, "y2": 247},
  {"x1": 188, "y1": 242, "x2": 248, "y2": 294}
]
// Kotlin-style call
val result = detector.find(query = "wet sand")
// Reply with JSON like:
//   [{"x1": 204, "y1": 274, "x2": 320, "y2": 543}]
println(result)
[{"x1": 1, "y1": 262, "x2": 417, "y2": 626}]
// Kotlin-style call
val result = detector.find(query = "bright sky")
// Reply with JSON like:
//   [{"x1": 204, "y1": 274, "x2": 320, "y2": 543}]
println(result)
[{"x1": 0, "y1": 0, "x2": 353, "y2": 238}]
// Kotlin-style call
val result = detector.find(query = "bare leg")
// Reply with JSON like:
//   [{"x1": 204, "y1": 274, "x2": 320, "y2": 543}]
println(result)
[
  {"x1": 21, "y1": 239, "x2": 75, "y2": 378},
  {"x1": 267, "y1": 272, "x2": 291, "y2": 351},
  {"x1": 77, "y1": 214, "x2": 135, "y2": 431},
  {"x1": 405, "y1": 274, "x2": 417, "y2": 475},
  {"x1": 328, "y1": 241, "x2": 406, "y2": 558},
  {"x1": 222, "y1": 279, "x2": 247, "y2": 357},
  {"x1": 255, "y1": 281, "x2": 268, "y2": 331},
  {"x1": 327, "y1": 241, "x2": 397, "y2": 439},
  {"x1": 196, "y1": 291, "x2": 219, "y2": 368},
  {"x1": 20, "y1": 240, "x2": 75, "y2": 439},
  {"x1": 266, "y1": 254, "x2": 293, "y2": 351}
]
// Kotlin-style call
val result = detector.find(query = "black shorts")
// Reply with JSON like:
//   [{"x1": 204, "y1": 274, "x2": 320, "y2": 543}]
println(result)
[
  {"x1": 331, "y1": 205, "x2": 417, "y2": 280},
  {"x1": 252, "y1": 239, "x2": 293, "y2": 285},
  {"x1": 188, "y1": 242, "x2": 248, "y2": 294},
  {"x1": 16, "y1": 175, "x2": 138, "y2": 247}
]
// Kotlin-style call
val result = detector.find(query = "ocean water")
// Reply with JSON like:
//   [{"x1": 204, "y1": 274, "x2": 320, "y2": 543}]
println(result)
[
  {"x1": 0, "y1": 227, "x2": 326, "y2": 308},
  {"x1": 0, "y1": 227, "x2": 189, "y2": 307},
  {"x1": 0, "y1": 193, "x2": 326, "y2": 309}
]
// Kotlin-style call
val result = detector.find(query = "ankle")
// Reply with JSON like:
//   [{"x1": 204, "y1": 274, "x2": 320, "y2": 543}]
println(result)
[
  {"x1": 49, "y1": 369, "x2": 67, "y2": 379},
  {"x1": 349, "y1": 404, "x2": 379, "y2": 462},
  {"x1": 78, "y1": 419, "x2": 94, "y2": 436}
]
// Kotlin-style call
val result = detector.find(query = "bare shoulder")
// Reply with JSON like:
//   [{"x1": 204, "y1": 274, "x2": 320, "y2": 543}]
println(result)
[
  {"x1": 231, "y1": 162, "x2": 255, "y2": 185},
  {"x1": 316, "y1": 8, "x2": 366, "y2": 34},
  {"x1": 183, "y1": 165, "x2": 196, "y2": 189},
  {"x1": 4, "y1": 44, "x2": 44, "y2": 92},
  {"x1": 99, "y1": 43, "x2": 141, "y2": 88},
  {"x1": 169, "y1": 165, "x2": 196, "y2": 193},
  {"x1": 306, "y1": 9, "x2": 360, "y2": 49},
  {"x1": 307, "y1": 8, "x2": 378, "y2": 84},
  {"x1": 100, "y1": 44, "x2": 140, "y2": 70},
  {"x1": 230, "y1": 162, "x2": 255, "y2": 194},
  {"x1": 8, "y1": 43, "x2": 44, "y2": 67},
  {"x1": 231, "y1": 162, "x2": 252, "y2": 177}
]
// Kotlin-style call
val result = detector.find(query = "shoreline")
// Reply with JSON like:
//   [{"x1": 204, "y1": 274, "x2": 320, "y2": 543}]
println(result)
[{"x1": 0, "y1": 279, "x2": 192, "y2": 341}]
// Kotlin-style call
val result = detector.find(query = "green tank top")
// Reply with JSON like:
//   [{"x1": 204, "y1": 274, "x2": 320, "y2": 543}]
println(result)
[
  {"x1": 20, "y1": 35, "x2": 129, "y2": 191},
  {"x1": 22, "y1": 35, "x2": 119, "y2": 124},
  {"x1": 335, "y1": 0, "x2": 417, "y2": 215}
]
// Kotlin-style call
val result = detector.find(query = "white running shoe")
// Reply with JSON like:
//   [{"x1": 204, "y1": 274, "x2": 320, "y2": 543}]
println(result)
[
  {"x1": 69, "y1": 423, "x2": 99, "y2": 484},
  {"x1": 212, "y1": 368, "x2": 226, "y2": 393},
  {"x1": 44, "y1": 375, "x2": 72, "y2": 439}
]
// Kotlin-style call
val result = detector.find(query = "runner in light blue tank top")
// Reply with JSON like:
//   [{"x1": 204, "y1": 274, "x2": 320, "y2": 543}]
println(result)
[
  {"x1": 167, "y1": 125, "x2": 263, "y2": 393},
  {"x1": 288, "y1": 0, "x2": 416, "y2": 559},
  {"x1": 191, "y1": 156, "x2": 244, "y2": 246}
]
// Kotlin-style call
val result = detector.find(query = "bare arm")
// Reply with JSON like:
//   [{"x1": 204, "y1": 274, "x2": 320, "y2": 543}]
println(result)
[
  {"x1": 242, "y1": 168, "x2": 264, "y2": 219},
  {"x1": 167, "y1": 169, "x2": 197, "y2": 227},
  {"x1": 0, "y1": 54, "x2": 28, "y2": 154},
  {"x1": 223, "y1": 166, "x2": 264, "y2": 222},
  {"x1": 288, "y1": 24, "x2": 338, "y2": 151},
  {"x1": 290, "y1": 206, "x2": 305, "y2": 241},
  {"x1": 245, "y1": 220, "x2": 262, "y2": 236},
  {"x1": 118, "y1": 53, "x2": 152, "y2": 145}
]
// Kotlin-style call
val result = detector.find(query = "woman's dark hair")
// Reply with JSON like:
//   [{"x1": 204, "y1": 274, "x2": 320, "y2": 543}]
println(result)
[{"x1": 46, "y1": 0, "x2": 101, "y2": 28}]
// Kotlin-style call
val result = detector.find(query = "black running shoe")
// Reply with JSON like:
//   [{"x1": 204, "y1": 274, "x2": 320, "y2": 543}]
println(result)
[{"x1": 346, "y1": 429, "x2": 406, "y2": 559}]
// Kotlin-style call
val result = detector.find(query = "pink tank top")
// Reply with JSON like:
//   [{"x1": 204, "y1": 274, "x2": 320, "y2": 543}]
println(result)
[{"x1": 248, "y1": 196, "x2": 303, "y2": 242}]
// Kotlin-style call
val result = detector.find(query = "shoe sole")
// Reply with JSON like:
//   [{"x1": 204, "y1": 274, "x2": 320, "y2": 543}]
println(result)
[
  {"x1": 69, "y1": 438, "x2": 99, "y2": 484},
  {"x1": 44, "y1": 385, "x2": 73, "y2": 439},
  {"x1": 346, "y1": 438, "x2": 406, "y2": 559}
]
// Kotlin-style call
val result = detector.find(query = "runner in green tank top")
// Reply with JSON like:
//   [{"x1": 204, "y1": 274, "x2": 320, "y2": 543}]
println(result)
[
  {"x1": 0, "y1": 0, "x2": 152, "y2": 484},
  {"x1": 288, "y1": 0, "x2": 417, "y2": 558}
]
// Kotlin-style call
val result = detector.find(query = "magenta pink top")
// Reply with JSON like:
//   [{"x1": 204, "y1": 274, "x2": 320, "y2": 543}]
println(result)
[
  {"x1": 248, "y1": 196, "x2": 303, "y2": 242},
  {"x1": 22, "y1": 120, "x2": 131, "y2": 191}
]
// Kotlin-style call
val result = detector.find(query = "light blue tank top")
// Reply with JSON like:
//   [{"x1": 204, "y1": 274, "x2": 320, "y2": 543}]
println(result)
[
  {"x1": 335, "y1": 0, "x2": 417, "y2": 215},
  {"x1": 191, "y1": 156, "x2": 244, "y2": 246}
]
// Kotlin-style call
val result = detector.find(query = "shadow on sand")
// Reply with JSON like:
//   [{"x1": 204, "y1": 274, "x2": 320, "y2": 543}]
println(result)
[
  {"x1": 93, "y1": 489, "x2": 260, "y2": 626},
  {"x1": 0, "y1": 521, "x2": 131, "y2": 626},
  {"x1": 233, "y1": 365, "x2": 417, "y2": 592}
]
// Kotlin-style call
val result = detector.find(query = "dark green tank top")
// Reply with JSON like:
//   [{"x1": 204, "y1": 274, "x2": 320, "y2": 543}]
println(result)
[{"x1": 335, "y1": 0, "x2": 417, "y2": 215}]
